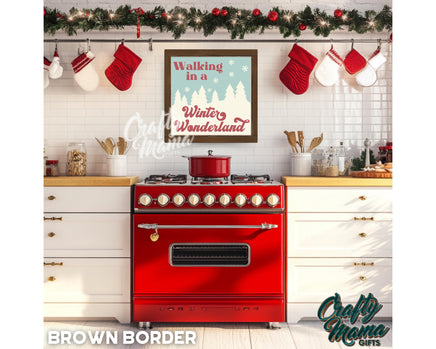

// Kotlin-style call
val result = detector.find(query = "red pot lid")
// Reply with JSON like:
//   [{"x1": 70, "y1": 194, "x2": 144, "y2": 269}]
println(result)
[{"x1": 187, "y1": 150, "x2": 231, "y2": 159}]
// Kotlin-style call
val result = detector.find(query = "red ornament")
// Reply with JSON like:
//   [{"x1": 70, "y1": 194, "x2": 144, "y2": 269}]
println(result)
[
  {"x1": 299, "y1": 23, "x2": 306, "y2": 31},
  {"x1": 149, "y1": 14, "x2": 153, "y2": 19},
  {"x1": 334, "y1": 9, "x2": 343, "y2": 18},
  {"x1": 220, "y1": 9, "x2": 228, "y2": 17},
  {"x1": 268, "y1": 11, "x2": 278, "y2": 22},
  {"x1": 252, "y1": 9, "x2": 261, "y2": 17},
  {"x1": 212, "y1": 8, "x2": 220, "y2": 16},
  {"x1": 44, "y1": 8, "x2": 46, "y2": 16},
  {"x1": 390, "y1": 33, "x2": 392, "y2": 42},
  {"x1": 57, "y1": 14, "x2": 62, "y2": 18},
  {"x1": 161, "y1": 12, "x2": 167, "y2": 19}
]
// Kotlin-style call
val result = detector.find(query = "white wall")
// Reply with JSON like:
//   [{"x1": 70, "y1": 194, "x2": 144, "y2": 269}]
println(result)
[{"x1": 44, "y1": 1, "x2": 392, "y2": 180}]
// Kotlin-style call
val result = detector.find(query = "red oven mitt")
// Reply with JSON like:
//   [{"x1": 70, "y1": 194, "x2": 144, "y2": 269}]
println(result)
[
  {"x1": 279, "y1": 44, "x2": 318, "y2": 95},
  {"x1": 105, "y1": 43, "x2": 142, "y2": 91},
  {"x1": 343, "y1": 48, "x2": 367, "y2": 75}
]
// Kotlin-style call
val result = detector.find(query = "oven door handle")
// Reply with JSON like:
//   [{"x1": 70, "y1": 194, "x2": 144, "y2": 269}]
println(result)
[{"x1": 137, "y1": 223, "x2": 278, "y2": 230}]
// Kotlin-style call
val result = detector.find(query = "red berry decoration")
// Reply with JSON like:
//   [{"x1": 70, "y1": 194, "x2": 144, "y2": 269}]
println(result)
[
  {"x1": 212, "y1": 8, "x2": 220, "y2": 16},
  {"x1": 252, "y1": 9, "x2": 261, "y2": 17},
  {"x1": 57, "y1": 14, "x2": 62, "y2": 18},
  {"x1": 149, "y1": 14, "x2": 153, "y2": 19},
  {"x1": 161, "y1": 12, "x2": 167, "y2": 19},
  {"x1": 334, "y1": 9, "x2": 343, "y2": 18},
  {"x1": 268, "y1": 11, "x2": 278, "y2": 22},
  {"x1": 220, "y1": 9, "x2": 228, "y2": 17},
  {"x1": 299, "y1": 23, "x2": 306, "y2": 31}
]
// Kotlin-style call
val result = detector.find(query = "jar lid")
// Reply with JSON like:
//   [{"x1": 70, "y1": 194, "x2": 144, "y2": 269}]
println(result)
[{"x1": 46, "y1": 160, "x2": 58, "y2": 165}]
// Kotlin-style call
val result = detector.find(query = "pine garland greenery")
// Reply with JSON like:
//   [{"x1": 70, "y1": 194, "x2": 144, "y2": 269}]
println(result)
[{"x1": 44, "y1": 5, "x2": 392, "y2": 39}]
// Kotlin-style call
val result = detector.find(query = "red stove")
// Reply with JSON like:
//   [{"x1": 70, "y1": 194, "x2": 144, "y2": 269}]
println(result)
[{"x1": 133, "y1": 174, "x2": 285, "y2": 328}]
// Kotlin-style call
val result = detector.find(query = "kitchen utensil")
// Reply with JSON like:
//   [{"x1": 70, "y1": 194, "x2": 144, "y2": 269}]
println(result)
[
  {"x1": 283, "y1": 131, "x2": 299, "y2": 153},
  {"x1": 117, "y1": 137, "x2": 126, "y2": 155},
  {"x1": 297, "y1": 131, "x2": 304, "y2": 152},
  {"x1": 95, "y1": 137, "x2": 110, "y2": 155},
  {"x1": 105, "y1": 138, "x2": 114, "y2": 155},
  {"x1": 182, "y1": 150, "x2": 231, "y2": 178},
  {"x1": 307, "y1": 133, "x2": 324, "y2": 152}
]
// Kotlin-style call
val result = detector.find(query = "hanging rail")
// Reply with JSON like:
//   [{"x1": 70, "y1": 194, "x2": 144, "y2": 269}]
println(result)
[{"x1": 43, "y1": 38, "x2": 390, "y2": 44}]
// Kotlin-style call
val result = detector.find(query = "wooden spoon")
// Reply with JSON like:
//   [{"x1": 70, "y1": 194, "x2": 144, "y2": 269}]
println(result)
[
  {"x1": 95, "y1": 137, "x2": 110, "y2": 155},
  {"x1": 284, "y1": 131, "x2": 298, "y2": 153},
  {"x1": 297, "y1": 131, "x2": 304, "y2": 152},
  {"x1": 105, "y1": 137, "x2": 114, "y2": 155},
  {"x1": 307, "y1": 133, "x2": 324, "y2": 152},
  {"x1": 117, "y1": 137, "x2": 126, "y2": 155}
]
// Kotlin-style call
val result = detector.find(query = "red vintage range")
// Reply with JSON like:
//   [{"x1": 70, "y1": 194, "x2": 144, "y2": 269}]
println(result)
[{"x1": 133, "y1": 175, "x2": 285, "y2": 328}]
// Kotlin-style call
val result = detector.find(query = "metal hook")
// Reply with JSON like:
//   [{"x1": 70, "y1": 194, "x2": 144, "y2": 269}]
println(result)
[
  {"x1": 294, "y1": 38, "x2": 298, "y2": 45},
  {"x1": 378, "y1": 38, "x2": 382, "y2": 49},
  {"x1": 121, "y1": 38, "x2": 125, "y2": 45},
  {"x1": 54, "y1": 38, "x2": 58, "y2": 51},
  {"x1": 87, "y1": 38, "x2": 91, "y2": 52},
  {"x1": 330, "y1": 38, "x2": 333, "y2": 50},
  {"x1": 351, "y1": 38, "x2": 354, "y2": 50},
  {"x1": 149, "y1": 38, "x2": 153, "y2": 51}
]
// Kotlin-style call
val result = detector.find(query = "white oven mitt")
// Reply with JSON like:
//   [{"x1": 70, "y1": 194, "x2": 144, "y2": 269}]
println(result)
[
  {"x1": 71, "y1": 51, "x2": 99, "y2": 91},
  {"x1": 48, "y1": 49, "x2": 63, "y2": 79},
  {"x1": 315, "y1": 48, "x2": 344, "y2": 86},
  {"x1": 355, "y1": 50, "x2": 386, "y2": 87}
]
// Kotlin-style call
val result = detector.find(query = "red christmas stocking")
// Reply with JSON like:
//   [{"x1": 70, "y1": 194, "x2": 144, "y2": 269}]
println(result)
[{"x1": 105, "y1": 44, "x2": 142, "y2": 91}]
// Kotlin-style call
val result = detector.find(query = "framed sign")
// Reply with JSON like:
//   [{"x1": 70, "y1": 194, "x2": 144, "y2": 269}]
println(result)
[{"x1": 164, "y1": 49, "x2": 258, "y2": 143}]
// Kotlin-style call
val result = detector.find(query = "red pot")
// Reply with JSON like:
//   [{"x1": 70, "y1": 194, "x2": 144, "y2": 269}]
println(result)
[{"x1": 183, "y1": 150, "x2": 231, "y2": 178}]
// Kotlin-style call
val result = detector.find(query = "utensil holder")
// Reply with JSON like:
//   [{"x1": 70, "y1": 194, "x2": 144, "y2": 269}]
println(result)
[
  {"x1": 106, "y1": 155, "x2": 127, "y2": 176},
  {"x1": 290, "y1": 153, "x2": 312, "y2": 176}
]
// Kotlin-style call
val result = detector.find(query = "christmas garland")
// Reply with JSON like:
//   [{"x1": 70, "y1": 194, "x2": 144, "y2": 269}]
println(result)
[{"x1": 44, "y1": 5, "x2": 392, "y2": 39}]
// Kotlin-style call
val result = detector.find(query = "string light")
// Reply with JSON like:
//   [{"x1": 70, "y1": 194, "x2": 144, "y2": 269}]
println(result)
[
  {"x1": 68, "y1": 16, "x2": 73, "y2": 21},
  {"x1": 195, "y1": 17, "x2": 202, "y2": 23},
  {"x1": 283, "y1": 12, "x2": 293, "y2": 22},
  {"x1": 368, "y1": 20, "x2": 375, "y2": 27},
  {"x1": 342, "y1": 14, "x2": 348, "y2": 21},
  {"x1": 231, "y1": 19, "x2": 237, "y2": 26},
  {"x1": 109, "y1": 12, "x2": 115, "y2": 18},
  {"x1": 320, "y1": 20, "x2": 327, "y2": 26}
]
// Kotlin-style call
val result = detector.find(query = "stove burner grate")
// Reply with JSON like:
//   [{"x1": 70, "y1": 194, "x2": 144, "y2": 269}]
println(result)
[
  {"x1": 144, "y1": 174, "x2": 187, "y2": 184},
  {"x1": 191, "y1": 177, "x2": 229, "y2": 185},
  {"x1": 231, "y1": 174, "x2": 272, "y2": 184}
]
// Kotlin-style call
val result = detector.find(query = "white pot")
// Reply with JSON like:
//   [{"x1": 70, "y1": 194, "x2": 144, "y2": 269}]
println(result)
[
  {"x1": 290, "y1": 153, "x2": 312, "y2": 176},
  {"x1": 106, "y1": 155, "x2": 127, "y2": 176}
]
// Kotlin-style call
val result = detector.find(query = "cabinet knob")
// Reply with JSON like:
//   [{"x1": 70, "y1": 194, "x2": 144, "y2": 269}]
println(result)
[
  {"x1": 48, "y1": 276, "x2": 56, "y2": 282},
  {"x1": 48, "y1": 195, "x2": 56, "y2": 201},
  {"x1": 358, "y1": 232, "x2": 367, "y2": 238},
  {"x1": 358, "y1": 195, "x2": 367, "y2": 201},
  {"x1": 359, "y1": 276, "x2": 367, "y2": 282},
  {"x1": 48, "y1": 232, "x2": 56, "y2": 237}
]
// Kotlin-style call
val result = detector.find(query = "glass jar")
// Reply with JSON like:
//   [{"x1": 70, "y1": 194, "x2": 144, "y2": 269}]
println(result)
[
  {"x1": 45, "y1": 160, "x2": 59, "y2": 177},
  {"x1": 325, "y1": 146, "x2": 339, "y2": 177},
  {"x1": 67, "y1": 142, "x2": 87, "y2": 176}
]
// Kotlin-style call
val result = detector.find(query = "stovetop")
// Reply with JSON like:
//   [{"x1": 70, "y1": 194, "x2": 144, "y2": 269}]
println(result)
[{"x1": 139, "y1": 174, "x2": 277, "y2": 186}]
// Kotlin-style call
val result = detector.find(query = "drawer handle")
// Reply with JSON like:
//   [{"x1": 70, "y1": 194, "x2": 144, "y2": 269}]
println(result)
[
  {"x1": 44, "y1": 216, "x2": 63, "y2": 221},
  {"x1": 359, "y1": 276, "x2": 367, "y2": 282},
  {"x1": 48, "y1": 276, "x2": 56, "y2": 282},
  {"x1": 354, "y1": 262, "x2": 374, "y2": 266},
  {"x1": 358, "y1": 232, "x2": 367, "y2": 238},
  {"x1": 48, "y1": 232, "x2": 56, "y2": 237},
  {"x1": 358, "y1": 195, "x2": 367, "y2": 201},
  {"x1": 150, "y1": 230, "x2": 159, "y2": 242},
  {"x1": 354, "y1": 217, "x2": 374, "y2": 221},
  {"x1": 48, "y1": 195, "x2": 56, "y2": 201},
  {"x1": 44, "y1": 262, "x2": 63, "y2": 266}
]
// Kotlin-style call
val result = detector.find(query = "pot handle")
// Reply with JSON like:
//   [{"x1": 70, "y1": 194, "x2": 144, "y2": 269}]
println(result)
[
  {"x1": 181, "y1": 155, "x2": 189, "y2": 159},
  {"x1": 208, "y1": 150, "x2": 213, "y2": 156}
]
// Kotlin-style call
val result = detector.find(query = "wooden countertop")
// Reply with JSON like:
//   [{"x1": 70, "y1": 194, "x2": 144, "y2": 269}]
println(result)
[
  {"x1": 281, "y1": 176, "x2": 392, "y2": 187},
  {"x1": 44, "y1": 176, "x2": 139, "y2": 187}
]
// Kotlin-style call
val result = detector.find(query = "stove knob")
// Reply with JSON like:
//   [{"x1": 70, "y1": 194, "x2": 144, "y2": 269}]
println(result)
[
  {"x1": 172, "y1": 193, "x2": 185, "y2": 207},
  {"x1": 157, "y1": 194, "x2": 170, "y2": 207},
  {"x1": 203, "y1": 194, "x2": 216, "y2": 207},
  {"x1": 250, "y1": 194, "x2": 264, "y2": 207},
  {"x1": 188, "y1": 193, "x2": 201, "y2": 207},
  {"x1": 138, "y1": 194, "x2": 152, "y2": 207},
  {"x1": 235, "y1": 194, "x2": 247, "y2": 207},
  {"x1": 266, "y1": 194, "x2": 280, "y2": 207},
  {"x1": 219, "y1": 193, "x2": 232, "y2": 207}
]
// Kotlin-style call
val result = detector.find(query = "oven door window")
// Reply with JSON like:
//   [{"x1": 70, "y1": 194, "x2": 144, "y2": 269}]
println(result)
[{"x1": 169, "y1": 243, "x2": 250, "y2": 267}]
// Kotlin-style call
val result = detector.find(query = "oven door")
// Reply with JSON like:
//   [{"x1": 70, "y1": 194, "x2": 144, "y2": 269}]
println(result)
[{"x1": 133, "y1": 213, "x2": 284, "y2": 296}]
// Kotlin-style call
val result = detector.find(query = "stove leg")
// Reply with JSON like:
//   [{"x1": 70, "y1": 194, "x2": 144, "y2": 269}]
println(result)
[
  {"x1": 267, "y1": 322, "x2": 281, "y2": 330},
  {"x1": 138, "y1": 322, "x2": 152, "y2": 329}
]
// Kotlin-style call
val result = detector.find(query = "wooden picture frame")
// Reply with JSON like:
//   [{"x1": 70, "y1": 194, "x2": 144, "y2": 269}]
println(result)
[{"x1": 164, "y1": 49, "x2": 258, "y2": 143}]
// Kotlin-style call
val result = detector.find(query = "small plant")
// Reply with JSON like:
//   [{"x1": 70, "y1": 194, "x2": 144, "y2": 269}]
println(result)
[{"x1": 351, "y1": 149, "x2": 376, "y2": 171}]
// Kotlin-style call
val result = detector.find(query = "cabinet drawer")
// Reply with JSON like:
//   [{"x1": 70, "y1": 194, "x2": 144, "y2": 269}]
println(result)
[
  {"x1": 287, "y1": 258, "x2": 392, "y2": 303},
  {"x1": 44, "y1": 214, "x2": 130, "y2": 257},
  {"x1": 286, "y1": 187, "x2": 392, "y2": 212},
  {"x1": 43, "y1": 258, "x2": 130, "y2": 303},
  {"x1": 287, "y1": 213, "x2": 392, "y2": 257},
  {"x1": 44, "y1": 187, "x2": 131, "y2": 213}
]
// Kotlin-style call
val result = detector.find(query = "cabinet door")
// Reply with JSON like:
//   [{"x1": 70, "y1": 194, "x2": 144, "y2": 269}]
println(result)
[
  {"x1": 287, "y1": 258, "x2": 392, "y2": 303},
  {"x1": 44, "y1": 214, "x2": 130, "y2": 257},
  {"x1": 287, "y1": 213, "x2": 392, "y2": 257},
  {"x1": 287, "y1": 187, "x2": 392, "y2": 213},
  {"x1": 44, "y1": 258, "x2": 130, "y2": 303},
  {"x1": 44, "y1": 187, "x2": 131, "y2": 213}
]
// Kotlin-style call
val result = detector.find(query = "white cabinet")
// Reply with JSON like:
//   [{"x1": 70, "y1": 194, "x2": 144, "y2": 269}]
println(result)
[
  {"x1": 43, "y1": 186, "x2": 131, "y2": 323},
  {"x1": 286, "y1": 186, "x2": 392, "y2": 323}
]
